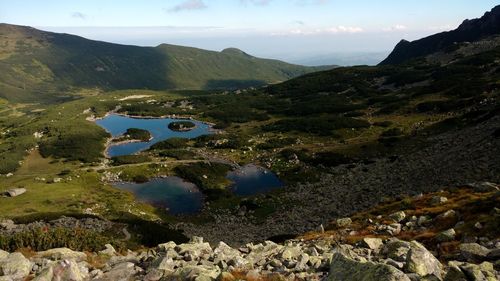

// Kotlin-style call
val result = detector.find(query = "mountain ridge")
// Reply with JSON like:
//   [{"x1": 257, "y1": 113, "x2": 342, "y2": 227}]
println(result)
[
  {"x1": 0, "y1": 23, "x2": 328, "y2": 103},
  {"x1": 380, "y1": 5, "x2": 500, "y2": 65}
]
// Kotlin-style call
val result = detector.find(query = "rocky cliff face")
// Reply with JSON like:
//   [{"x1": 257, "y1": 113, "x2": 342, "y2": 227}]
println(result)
[{"x1": 380, "y1": 5, "x2": 500, "y2": 65}]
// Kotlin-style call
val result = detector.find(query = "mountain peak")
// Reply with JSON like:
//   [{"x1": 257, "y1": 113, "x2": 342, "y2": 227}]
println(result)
[
  {"x1": 380, "y1": 5, "x2": 500, "y2": 65},
  {"x1": 221, "y1": 47, "x2": 253, "y2": 57}
]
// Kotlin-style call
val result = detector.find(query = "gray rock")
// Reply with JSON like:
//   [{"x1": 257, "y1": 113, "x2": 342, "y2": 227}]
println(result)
[
  {"x1": 418, "y1": 216, "x2": 432, "y2": 226},
  {"x1": 486, "y1": 248, "x2": 500, "y2": 260},
  {"x1": 327, "y1": 251, "x2": 410, "y2": 281},
  {"x1": 4, "y1": 188, "x2": 26, "y2": 197},
  {"x1": 389, "y1": 211, "x2": 406, "y2": 222},
  {"x1": 404, "y1": 241, "x2": 443, "y2": 279},
  {"x1": 443, "y1": 262, "x2": 467, "y2": 281},
  {"x1": 0, "y1": 252, "x2": 31, "y2": 280},
  {"x1": 460, "y1": 263, "x2": 487, "y2": 281},
  {"x1": 436, "y1": 228, "x2": 456, "y2": 242},
  {"x1": 382, "y1": 239, "x2": 411, "y2": 262},
  {"x1": 97, "y1": 262, "x2": 142, "y2": 281},
  {"x1": 336, "y1": 217, "x2": 352, "y2": 228},
  {"x1": 459, "y1": 243, "x2": 490, "y2": 262},
  {"x1": 99, "y1": 244, "x2": 116, "y2": 256},
  {"x1": 0, "y1": 250, "x2": 8, "y2": 260},
  {"x1": 361, "y1": 238, "x2": 384, "y2": 251},
  {"x1": 431, "y1": 196, "x2": 448, "y2": 205},
  {"x1": 37, "y1": 247, "x2": 87, "y2": 262}
]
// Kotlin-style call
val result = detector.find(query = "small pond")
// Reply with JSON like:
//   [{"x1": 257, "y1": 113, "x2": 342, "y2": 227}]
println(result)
[
  {"x1": 95, "y1": 114, "x2": 212, "y2": 157},
  {"x1": 227, "y1": 164, "x2": 283, "y2": 196},
  {"x1": 114, "y1": 177, "x2": 203, "y2": 215}
]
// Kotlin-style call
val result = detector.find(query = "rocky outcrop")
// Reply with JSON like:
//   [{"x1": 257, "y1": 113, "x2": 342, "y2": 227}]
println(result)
[
  {"x1": 0, "y1": 233, "x2": 498, "y2": 281},
  {"x1": 380, "y1": 5, "x2": 500, "y2": 65}
]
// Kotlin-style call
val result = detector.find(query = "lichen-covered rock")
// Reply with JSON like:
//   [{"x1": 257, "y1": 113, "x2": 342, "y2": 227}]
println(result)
[
  {"x1": 382, "y1": 239, "x2": 412, "y2": 262},
  {"x1": 336, "y1": 218, "x2": 352, "y2": 228},
  {"x1": 0, "y1": 252, "x2": 31, "y2": 280},
  {"x1": 362, "y1": 238, "x2": 384, "y2": 251},
  {"x1": 459, "y1": 243, "x2": 490, "y2": 262},
  {"x1": 389, "y1": 211, "x2": 406, "y2": 222},
  {"x1": 436, "y1": 228, "x2": 456, "y2": 242},
  {"x1": 37, "y1": 247, "x2": 87, "y2": 262},
  {"x1": 404, "y1": 241, "x2": 443, "y2": 279},
  {"x1": 327, "y1": 251, "x2": 410, "y2": 281}
]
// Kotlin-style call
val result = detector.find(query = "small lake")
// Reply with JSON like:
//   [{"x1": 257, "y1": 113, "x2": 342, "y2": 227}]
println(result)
[
  {"x1": 95, "y1": 114, "x2": 212, "y2": 157},
  {"x1": 227, "y1": 164, "x2": 283, "y2": 196},
  {"x1": 114, "y1": 177, "x2": 203, "y2": 215}
]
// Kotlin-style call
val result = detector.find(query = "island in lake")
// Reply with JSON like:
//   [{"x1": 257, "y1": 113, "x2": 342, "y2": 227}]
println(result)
[{"x1": 168, "y1": 121, "x2": 196, "y2": 132}]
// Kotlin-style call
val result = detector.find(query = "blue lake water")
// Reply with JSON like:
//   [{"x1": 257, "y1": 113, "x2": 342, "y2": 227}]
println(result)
[
  {"x1": 227, "y1": 164, "x2": 283, "y2": 196},
  {"x1": 114, "y1": 177, "x2": 204, "y2": 215},
  {"x1": 95, "y1": 114, "x2": 212, "y2": 157}
]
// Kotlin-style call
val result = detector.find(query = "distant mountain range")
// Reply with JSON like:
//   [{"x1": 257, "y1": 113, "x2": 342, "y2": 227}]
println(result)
[
  {"x1": 0, "y1": 24, "x2": 329, "y2": 102},
  {"x1": 380, "y1": 5, "x2": 500, "y2": 65}
]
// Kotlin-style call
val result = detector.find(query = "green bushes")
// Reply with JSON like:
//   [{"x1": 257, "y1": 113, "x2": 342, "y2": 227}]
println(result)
[
  {"x1": 123, "y1": 128, "x2": 151, "y2": 141},
  {"x1": 0, "y1": 227, "x2": 123, "y2": 252},
  {"x1": 168, "y1": 121, "x2": 196, "y2": 131},
  {"x1": 150, "y1": 138, "x2": 189, "y2": 150},
  {"x1": 158, "y1": 149, "x2": 197, "y2": 160},
  {"x1": 174, "y1": 162, "x2": 232, "y2": 191},
  {"x1": 111, "y1": 155, "x2": 151, "y2": 166},
  {"x1": 256, "y1": 137, "x2": 297, "y2": 150},
  {"x1": 264, "y1": 116, "x2": 370, "y2": 135}
]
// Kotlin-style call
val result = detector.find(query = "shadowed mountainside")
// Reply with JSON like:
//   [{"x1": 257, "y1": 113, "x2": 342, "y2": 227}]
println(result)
[
  {"x1": 0, "y1": 23, "x2": 328, "y2": 103},
  {"x1": 380, "y1": 5, "x2": 500, "y2": 65}
]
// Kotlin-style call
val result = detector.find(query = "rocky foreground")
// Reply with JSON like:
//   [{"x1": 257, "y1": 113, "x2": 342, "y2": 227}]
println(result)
[
  {"x1": 1, "y1": 184, "x2": 499, "y2": 281},
  {"x1": 0, "y1": 230, "x2": 498, "y2": 281}
]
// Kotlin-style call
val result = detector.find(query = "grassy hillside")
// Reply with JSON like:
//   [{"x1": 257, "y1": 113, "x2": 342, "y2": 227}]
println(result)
[{"x1": 0, "y1": 23, "x2": 326, "y2": 103}]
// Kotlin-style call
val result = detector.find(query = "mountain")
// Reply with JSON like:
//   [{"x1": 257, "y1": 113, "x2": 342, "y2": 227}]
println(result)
[
  {"x1": 380, "y1": 5, "x2": 500, "y2": 65},
  {"x1": 0, "y1": 23, "x2": 326, "y2": 103}
]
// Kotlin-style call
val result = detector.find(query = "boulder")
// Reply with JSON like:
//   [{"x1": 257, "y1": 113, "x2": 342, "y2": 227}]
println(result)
[
  {"x1": 99, "y1": 244, "x2": 117, "y2": 256},
  {"x1": 0, "y1": 252, "x2": 32, "y2": 280},
  {"x1": 404, "y1": 241, "x2": 443, "y2": 279},
  {"x1": 361, "y1": 238, "x2": 384, "y2": 251},
  {"x1": 98, "y1": 262, "x2": 142, "y2": 281},
  {"x1": 436, "y1": 229, "x2": 456, "y2": 242},
  {"x1": 443, "y1": 262, "x2": 467, "y2": 281},
  {"x1": 382, "y1": 239, "x2": 411, "y2": 262},
  {"x1": 37, "y1": 247, "x2": 87, "y2": 262},
  {"x1": 32, "y1": 266, "x2": 54, "y2": 281},
  {"x1": 327, "y1": 251, "x2": 410, "y2": 281},
  {"x1": 0, "y1": 250, "x2": 8, "y2": 260},
  {"x1": 336, "y1": 218, "x2": 352, "y2": 228},
  {"x1": 459, "y1": 243, "x2": 490, "y2": 262},
  {"x1": 389, "y1": 211, "x2": 406, "y2": 222},
  {"x1": 431, "y1": 196, "x2": 448, "y2": 205},
  {"x1": 4, "y1": 188, "x2": 26, "y2": 197}
]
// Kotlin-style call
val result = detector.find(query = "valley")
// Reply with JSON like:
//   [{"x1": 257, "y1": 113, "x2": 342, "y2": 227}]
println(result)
[{"x1": 0, "y1": 4, "x2": 499, "y2": 281}]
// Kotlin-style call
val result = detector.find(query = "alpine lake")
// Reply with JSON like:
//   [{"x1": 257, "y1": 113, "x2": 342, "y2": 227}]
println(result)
[{"x1": 95, "y1": 114, "x2": 283, "y2": 214}]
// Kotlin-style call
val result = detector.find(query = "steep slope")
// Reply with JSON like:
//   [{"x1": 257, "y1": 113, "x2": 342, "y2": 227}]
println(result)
[
  {"x1": 380, "y1": 5, "x2": 500, "y2": 65},
  {"x1": 0, "y1": 23, "x2": 324, "y2": 103}
]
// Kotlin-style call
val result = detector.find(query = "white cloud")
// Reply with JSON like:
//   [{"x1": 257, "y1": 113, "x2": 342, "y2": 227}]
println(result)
[
  {"x1": 272, "y1": 25, "x2": 364, "y2": 36},
  {"x1": 240, "y1": 0, "x2": 273, "y2": 6},
  {"x1": 168, "y1": 0, "x2": 207, "y2": 12},
  {"x1": 382, "y1": 24, "x2": 407, "y2": 32}
]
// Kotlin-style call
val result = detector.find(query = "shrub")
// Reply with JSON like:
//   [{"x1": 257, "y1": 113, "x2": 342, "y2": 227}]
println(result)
[{"x1": 150, "y1": 138, "x2": 189, "y2": 150}]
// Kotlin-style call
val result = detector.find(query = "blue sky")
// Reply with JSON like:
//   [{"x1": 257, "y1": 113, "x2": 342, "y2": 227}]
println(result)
[{"x1": 1, "y1": 0, "x2": 498, "y2": 64}]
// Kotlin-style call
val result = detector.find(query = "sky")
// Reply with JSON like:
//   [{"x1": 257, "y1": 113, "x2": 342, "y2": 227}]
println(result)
[{"x1": 1, "y1": 0, "x2": 498, "y2": 65}]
